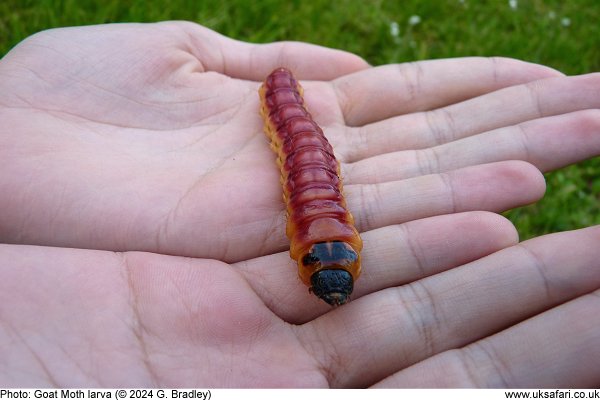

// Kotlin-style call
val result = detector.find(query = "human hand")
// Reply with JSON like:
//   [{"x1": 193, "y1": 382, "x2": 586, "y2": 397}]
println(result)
[
  {"x1": 1, "y1": 22, "x2": 599, "y2": 387},
  {"x1": 1, "y1": 22, "x2": 599, "y2": 262},
  {"x1": 2, "y1": 221, "x2": 599, "y2": 387}
]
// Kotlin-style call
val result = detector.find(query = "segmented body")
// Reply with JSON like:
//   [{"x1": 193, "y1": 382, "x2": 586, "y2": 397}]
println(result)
[{"x1": 259, "y1": 67, "x2": 362, "y2": 305}]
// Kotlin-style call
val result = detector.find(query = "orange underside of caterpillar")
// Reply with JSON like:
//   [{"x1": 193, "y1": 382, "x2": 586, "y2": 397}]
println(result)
[{"x1": 259, "y1": 67, "x2": 363, "y2": 305}]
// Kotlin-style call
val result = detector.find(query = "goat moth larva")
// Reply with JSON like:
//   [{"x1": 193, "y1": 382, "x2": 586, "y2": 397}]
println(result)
[{"x1": 259, "y1": 68, "x2": 362, "y2": 306}]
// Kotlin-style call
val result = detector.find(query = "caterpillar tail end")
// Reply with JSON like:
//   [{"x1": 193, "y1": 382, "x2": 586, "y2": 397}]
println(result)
[{"x1": 309, "y1": 269, "x2": 354, "y2": 306}]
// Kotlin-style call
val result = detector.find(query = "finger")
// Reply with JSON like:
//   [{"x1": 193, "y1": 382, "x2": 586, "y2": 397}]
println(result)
[
  {"x1": 346, "y1": 160, "x2": 545, "y2": 232},
  {"x1": 180, "y1": 22, "x2": 370, "y2": 80},
  {"x1": 345, "y1": 109, "x2": 600, "y2": 183},
  {"x1": 235, "y1": 211, "x2": 518, "y2": 324},
  {"x1": 375, "y1": 291, "x2": 600, "y2": 388},
  {"x1": 332, "y1": 57, "x2": 561, "y2": 126},
  {"x1": 347, "y1": 73, "x2": 600, "y2": 162},
  {"x1": 299, "y1": 226, "x2": 600, "y2": 388},
  {"x1": 261, "y1": 160, "x2": 541, "y2": 259}
]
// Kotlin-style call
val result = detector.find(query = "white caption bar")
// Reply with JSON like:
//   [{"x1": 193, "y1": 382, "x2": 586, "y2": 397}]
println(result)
[{"x1": 1, "y1": 389, "x2": 599, "y2": 400}]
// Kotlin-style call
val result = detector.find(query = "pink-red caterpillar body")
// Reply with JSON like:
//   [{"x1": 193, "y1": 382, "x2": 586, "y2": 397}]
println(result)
[{"x1": 259, "y1": 67, "x2": 362, "y2": 306}]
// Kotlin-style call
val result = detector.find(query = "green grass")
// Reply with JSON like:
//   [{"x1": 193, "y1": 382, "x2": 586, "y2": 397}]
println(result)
[{"x1": 1, "y1": 0, "x2": 599, "y2": 240}]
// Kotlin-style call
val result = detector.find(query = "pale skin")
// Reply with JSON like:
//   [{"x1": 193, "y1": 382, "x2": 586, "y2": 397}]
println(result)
[{"x1": 0, "y1": 22, "x2": 599, "y2": 387}]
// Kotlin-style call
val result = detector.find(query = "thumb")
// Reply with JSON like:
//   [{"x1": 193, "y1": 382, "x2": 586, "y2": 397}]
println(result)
[{"x1": 181, "y1": 21, "x2": 370, "y2": 80}]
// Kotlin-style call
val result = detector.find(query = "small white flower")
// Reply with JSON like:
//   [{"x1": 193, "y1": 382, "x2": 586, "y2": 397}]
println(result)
[
  {"x1": 561, "y1": 17, "x2": 571, "y2": 27},
  {"x1": 408, "y1": 15, "x2": 421, "y2": 26},
  {"x1": 508, "y1": 0, "x2": 517, "y2": 10},
  {"x1": 390, "y1": 21, "x2": 400, "y2": 37},
  {"x1": 548, "y1": 10, "x2": 556, "y2": 19}
]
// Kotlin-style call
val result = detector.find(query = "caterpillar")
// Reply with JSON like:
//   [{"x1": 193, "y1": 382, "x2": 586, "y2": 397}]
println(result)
[{"x1": 259, "y1": 67, "x2": 363, "y2": 306}]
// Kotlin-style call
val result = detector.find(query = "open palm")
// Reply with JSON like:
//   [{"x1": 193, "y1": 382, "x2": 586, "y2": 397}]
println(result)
[{"x1": 1, "y1": 22, "x2": 599, "y2": 387}]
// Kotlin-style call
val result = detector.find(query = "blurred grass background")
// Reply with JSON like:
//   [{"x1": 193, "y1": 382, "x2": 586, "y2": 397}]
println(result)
[{"x1": 1, "y1": 0, "x2": 598, "y2": 239}]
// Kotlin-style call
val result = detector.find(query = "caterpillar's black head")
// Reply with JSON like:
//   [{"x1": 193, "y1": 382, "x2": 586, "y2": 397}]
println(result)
[
  {"x1": 302, "y1": 241, "x2": 357, "y2": 306},
  {"x1": 310, "y1": 269, "x2": 353, "y2": 306}
]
